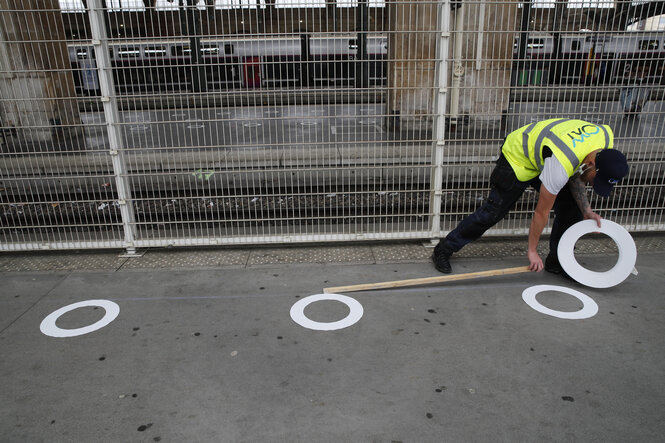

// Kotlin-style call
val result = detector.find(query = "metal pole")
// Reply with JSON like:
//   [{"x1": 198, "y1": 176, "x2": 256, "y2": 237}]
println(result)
[
  {"x1": 355, "y1": 0, "x2": 369, "y2": 88},
  {"x1": 183, "y1": 0, "x2": 207, "y2": 92},
  {"x1": 550, "y1": 0, "x2": 565, "y2": 85},
  {"x1": 87, "y1": 0, "x2": 138, "y2": 255},
  {"x1": 475, "y1": 0, "x2": 486, "y2": 72},
  {"x1": 515, "y1": 0, "x2": 531, "y2": 86},
  {"x1": 449, "y1": 1, "x2": 465, "y2": 130},
  {"x1": 429, "y1": 0, "x2": 451, "y2": 243}
]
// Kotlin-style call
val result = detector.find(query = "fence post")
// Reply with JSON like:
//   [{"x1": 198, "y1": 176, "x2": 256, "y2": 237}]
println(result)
[
  {"x1": 429, "y1": 0, "x2": 451, "y2": 244},
  {"x1": 87, "y1": 0, "x2": 138, "y2": 255}
]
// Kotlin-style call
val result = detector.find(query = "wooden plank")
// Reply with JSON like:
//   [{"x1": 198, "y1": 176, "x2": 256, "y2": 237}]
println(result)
[{"x1": 323, "y1": 266, "x2": 531, "y2": 294}]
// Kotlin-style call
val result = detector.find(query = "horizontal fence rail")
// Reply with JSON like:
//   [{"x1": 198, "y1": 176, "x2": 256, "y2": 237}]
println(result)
[{"x1": 1, "y1": 1, "x2": 664, "y2": 252}]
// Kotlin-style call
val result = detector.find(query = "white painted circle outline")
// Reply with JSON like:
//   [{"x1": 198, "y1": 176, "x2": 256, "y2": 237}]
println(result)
[
  {"x1": 290, "y1": 293, "x2": 363, "y2": 331},
  {"x1": 522, "y1": 285, "x2": 598, "y2": 319},
  {"x1": 40, "y1": 300, "x2": 120, "y2": 338},
  {"x1": 558, "y1": 219, "x2": 637, "y2": 288}
]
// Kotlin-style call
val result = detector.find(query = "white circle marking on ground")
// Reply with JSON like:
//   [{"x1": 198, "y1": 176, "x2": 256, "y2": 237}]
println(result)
[
  {"x1": 40, "y1": 300, "x2": 120, "y2": 338},
  {"x1": 558, "y1": 219, "x2": 637, "y2": 288},
  {"x1": 522, "y1": 285, "x2": 598, "y2": 319},
  {"x1": 290, "y1": 293, "x2": 363, "y2": 331}
]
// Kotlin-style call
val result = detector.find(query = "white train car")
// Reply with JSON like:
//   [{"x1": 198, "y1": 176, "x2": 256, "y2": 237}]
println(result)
[
  {"x1": 513, "y1": 32, "x2": 665, "y2": 85},
  {"x1": 68, "y1": 35, "x2": 389, "y2": 95}
]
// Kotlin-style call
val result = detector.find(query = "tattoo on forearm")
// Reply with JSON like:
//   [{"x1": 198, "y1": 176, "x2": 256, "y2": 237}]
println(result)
[{"x1": 569, "y1": 176, "x2": 590, "y2": 213}]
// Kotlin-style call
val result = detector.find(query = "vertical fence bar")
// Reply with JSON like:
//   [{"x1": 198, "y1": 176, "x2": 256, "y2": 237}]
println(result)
[
  {"x1": 448, "y1": 0, "x2": 464, "y2": 129},
  {"x1": 429, "y1": 0, "x2": 451, "y2": 241},
  {"x1": 87, "y1": 0, "x2": 138, "y2": 254}
]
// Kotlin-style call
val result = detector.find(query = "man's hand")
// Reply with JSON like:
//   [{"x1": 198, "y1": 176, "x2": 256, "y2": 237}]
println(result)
[
  {"x1": 527, "y1": 249, "x2": 543, "y2": 272},
  {"x1": 570, "y1": 175, "x2": 601, "y2": 228},
  {"x1": 583, "y1": 208, "x2": 602, "y2": 228}
]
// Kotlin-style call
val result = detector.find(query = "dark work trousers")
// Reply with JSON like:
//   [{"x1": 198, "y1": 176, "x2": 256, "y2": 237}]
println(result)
[{"x1": 437, "y1": 154, "x2": 583, "y2": 263}]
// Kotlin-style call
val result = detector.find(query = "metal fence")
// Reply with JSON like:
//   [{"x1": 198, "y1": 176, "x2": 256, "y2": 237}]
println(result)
[{"x1": 1, "y1": 1, "x2": 664, "y2": 253}]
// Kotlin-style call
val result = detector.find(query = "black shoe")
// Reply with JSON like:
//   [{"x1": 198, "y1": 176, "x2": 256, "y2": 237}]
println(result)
[
  {"x1": 544, "y1": 255, "x2": 572, "y2": 281},
  {"x1": 432, "y1": 250, "x2": 452, "y2": 274}
]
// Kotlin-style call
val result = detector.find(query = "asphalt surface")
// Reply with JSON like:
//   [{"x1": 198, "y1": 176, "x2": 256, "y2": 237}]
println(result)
[{"x1": 1, "y1": 242, "x2": 664, "y2": 442}]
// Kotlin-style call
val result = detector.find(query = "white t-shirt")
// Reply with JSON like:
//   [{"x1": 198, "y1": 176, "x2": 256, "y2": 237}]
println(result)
[{"x1": 540, "y1": 156, "x2": 572, "y2": 195}]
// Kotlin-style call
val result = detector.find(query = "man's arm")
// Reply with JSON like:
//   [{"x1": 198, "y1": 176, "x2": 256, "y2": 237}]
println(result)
[
  {"x1": 527, "y1": 184, "x2": 557, "y2": 272},
  {"x1": 568, "y1": 175, "x2": 602, "y2": 227}
]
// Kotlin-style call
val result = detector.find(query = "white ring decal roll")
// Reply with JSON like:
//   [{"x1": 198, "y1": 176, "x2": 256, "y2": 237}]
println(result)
[
  {"x1": 558, "y1": 219, "x2": 637, "y2": 288},
  {"x1": 40, "y1": 300, "x2": 120, "y2": 338},
  {"x1": 522, "y1": 285, "x2": 598, "y2": 319},
  {"x1": 290, "y1": 293, "x2": 363, "y2": 331}
]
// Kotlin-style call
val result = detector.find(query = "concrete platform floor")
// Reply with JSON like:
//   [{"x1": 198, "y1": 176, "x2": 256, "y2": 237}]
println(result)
[{"x1": 1, "y1": 236, "x2": 665, "y2": 442}]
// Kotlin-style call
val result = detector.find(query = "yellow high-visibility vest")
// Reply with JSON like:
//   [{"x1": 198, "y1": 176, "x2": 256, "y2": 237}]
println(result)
[{"x1": 501, "y1": 118, "x2": 613, "y2": 181}]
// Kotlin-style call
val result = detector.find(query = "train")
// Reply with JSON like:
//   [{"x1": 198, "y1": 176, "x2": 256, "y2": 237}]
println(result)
[
  {"x1": 513, "y1": 31, "x2": 665, "y2": 86},
  {"x1": 67, "y1": 31, "x2": 665, "y2": 95},
  {"x1": 68, "y1": 35, "x2": 388, "y2": 95}
]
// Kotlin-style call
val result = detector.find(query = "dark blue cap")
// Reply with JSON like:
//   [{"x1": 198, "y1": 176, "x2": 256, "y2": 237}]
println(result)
[{"x1": 593, "y1": 149, "x2": 629, "y2": 197}]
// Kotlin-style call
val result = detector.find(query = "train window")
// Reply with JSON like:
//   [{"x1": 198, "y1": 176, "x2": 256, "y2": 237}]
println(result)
[
  {"x1": 145, "y1": 46, "x2": 167, "y2": 57},
  {"x1": 216, "y1": 0, "x2": 386, "y2": 7},
  {"x1": 571, "y1": 40, "x2": 581, "y2": 51},
  {"x1": 215, "y1": 0, "x2": 264, "y2": 8},
  {"x1": 568, "y1": 1, "x2": 613, "y2": 8},
  {"x1": 639, "y1": 40, "x2": 659, "y2": 51},
  {"x1": 155, "y1": 0, "x2": 179, "y2": 10},
  {"x1": 527, "y1": 39, "x2": 545, "y2": 49},
  {"x1": 275, "y1": 0, "x2": 325, "y2": 7},
  {"x1": 117, "y1": 47, "x2": 141, "y2": 58},
  {"x1": 513, "y1": 37, "x2": 546, "y2": 50},
  {"x1": 224, "y1": 44, "x2": 234, "y2": 55},
  {"x1": 337, "y1": 0, "x2": 386, "y2": 6},
  {"x1": 517, "y1": 0, "x2": 554, "y2": 7},
  {"x1": 59, "y1": 0, "x2": 85, "y2": 12},
  {"x1": 107, "y1": 0, "x2": 146, "y2": 12},
  {"x1": 201, "y1": 45, "x2": 220, "y2": 55}
]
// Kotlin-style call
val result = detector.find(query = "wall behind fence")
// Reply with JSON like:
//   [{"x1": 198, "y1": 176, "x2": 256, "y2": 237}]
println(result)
[{"x1": 1, "y1": 0, "x2": 663, "y2": 252}]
